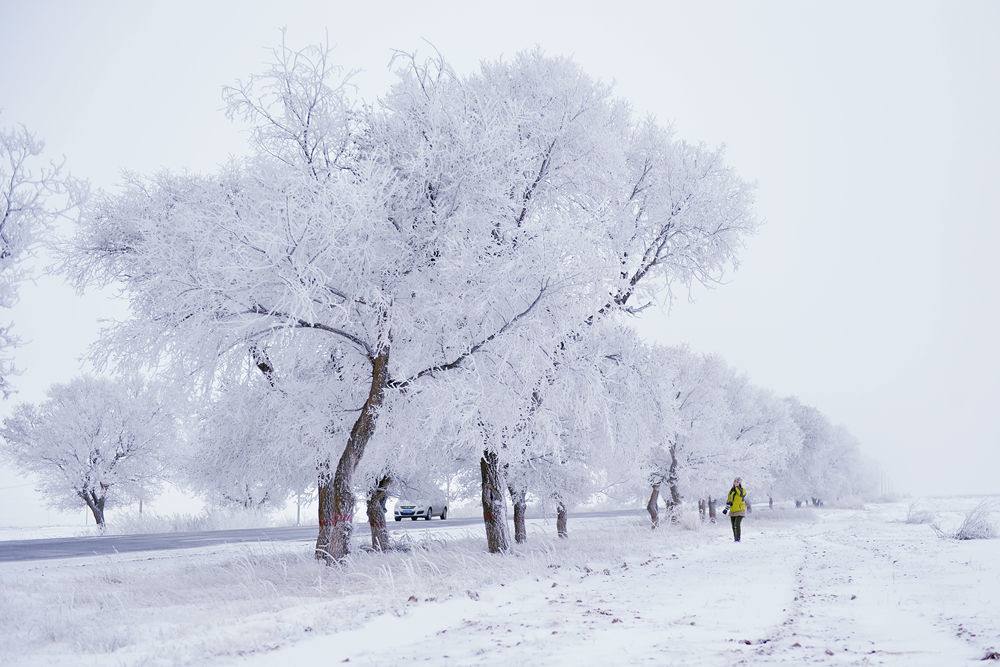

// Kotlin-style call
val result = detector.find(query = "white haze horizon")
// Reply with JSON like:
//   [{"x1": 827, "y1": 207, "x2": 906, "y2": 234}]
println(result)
[{"x1": 1, "y1": 0, "x2": 998, "y2": 526}]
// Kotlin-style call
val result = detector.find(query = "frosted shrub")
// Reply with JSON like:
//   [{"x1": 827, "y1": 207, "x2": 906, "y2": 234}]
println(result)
[
  {"x1": 828, "y1": 495, "x2": 865, "y2": 510},
  {"x1": 952, "y1": 501, "x2": 995, "y2": 540},
  {"x1": 904, "y1": 502, "x2": 935, "y2": 525},
  {"x1": 934, "y1": 500, "x2": 995, "y2": 540},
  {"x1": 676, "y1": 510, "x2": 702, "y2": 532}
]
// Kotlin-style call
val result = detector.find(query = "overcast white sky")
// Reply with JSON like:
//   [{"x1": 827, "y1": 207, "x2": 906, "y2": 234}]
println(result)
[{"x1": 1, "y1": 1, "x2": 997, "y2": 526}]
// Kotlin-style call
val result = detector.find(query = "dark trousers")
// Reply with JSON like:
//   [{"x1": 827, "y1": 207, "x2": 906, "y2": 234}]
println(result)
[{"x1": 730, "y1": 515, "x2": 743, "y2": 541}]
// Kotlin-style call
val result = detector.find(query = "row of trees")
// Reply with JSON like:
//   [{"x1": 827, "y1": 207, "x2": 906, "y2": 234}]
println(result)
[
  {"x1": 0, "y1": 335, "x2": 873, "y2": 537},
  {"x1": 0, "y1": 37, "x2": 874, "y2": 555}
]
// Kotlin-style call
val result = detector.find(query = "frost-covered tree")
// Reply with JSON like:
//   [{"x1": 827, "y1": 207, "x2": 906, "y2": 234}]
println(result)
[
  {"x1": 503, "y1": 325, "x2": 660, "y2": 541},
  {"x1": 0, "y1": 122, "x2": 84, "y2": 397},
  {"x1": 822, "y1": 425, "x2": 876, "y2": 500},
  {"x1": 707, "y1": 374, "x2": 803, "y2": 503},
  {"x1": 639, "y1": 347, "x2": 730, "y2": 526},
  {"x1": 0, "y1": 376, "x2": 173, "y2": 528},
  {"x1": 775, "y1": 398, "x2": 833, "y2": 504},
  {"x1": 502, "y1": 352, "x2": 606, "y2": 542},
  {"x1": 772, "y1": 398, "x2": 871, "y2": 505}
]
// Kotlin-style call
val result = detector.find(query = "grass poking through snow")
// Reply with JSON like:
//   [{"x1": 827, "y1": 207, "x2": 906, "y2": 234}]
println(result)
[{"x1": 0, "y1": 514, "x2": 734, "y2": 665}]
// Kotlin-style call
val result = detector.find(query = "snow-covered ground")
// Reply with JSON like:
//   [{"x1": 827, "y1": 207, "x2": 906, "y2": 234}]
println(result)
[{"x1": 1, "y1": 499, "x2": 997, "y2": 666}]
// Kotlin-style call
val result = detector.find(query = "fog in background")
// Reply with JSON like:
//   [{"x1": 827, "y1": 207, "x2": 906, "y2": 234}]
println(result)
[{"x1": 1, "y1": 0, "x2": 997, "y2": 526}]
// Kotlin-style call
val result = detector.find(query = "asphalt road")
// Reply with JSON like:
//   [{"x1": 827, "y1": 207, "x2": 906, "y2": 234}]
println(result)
[{"x1": 0, "y1": 508, "x2": 644, "y2": 563}]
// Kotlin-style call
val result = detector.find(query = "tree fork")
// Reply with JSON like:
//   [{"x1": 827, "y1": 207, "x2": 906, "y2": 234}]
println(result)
[{"x1": 82, "y1": 491, "x2": 106, "y2": 530}]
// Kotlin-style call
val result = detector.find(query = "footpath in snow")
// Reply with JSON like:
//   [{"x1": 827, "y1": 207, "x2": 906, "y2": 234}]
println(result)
[{"x1": 1, "y1": 500, "x2": 997, "y2": 666}]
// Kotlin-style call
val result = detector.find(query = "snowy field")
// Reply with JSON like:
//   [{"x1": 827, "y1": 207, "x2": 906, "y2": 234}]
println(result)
[{"x1": 1, "y1": 498, "x2": 997, "y2": 666}]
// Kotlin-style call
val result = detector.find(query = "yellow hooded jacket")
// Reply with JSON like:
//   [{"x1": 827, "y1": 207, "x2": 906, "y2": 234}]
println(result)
[{"x1": 726, "y1": 486, "x2": 747, "y2": 516}]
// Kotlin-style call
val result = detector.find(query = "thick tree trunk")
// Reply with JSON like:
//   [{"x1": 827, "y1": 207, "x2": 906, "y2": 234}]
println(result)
[
  {"x1": 668, "y1": 481, "x2": 682, "y2": 506},
  {"x1": 646, "y1": 483, "x2": 661, "y2": 529},
  {"x1": 667, "y1": 481, "x2": 682, "y2": 524},
  {"x1": 366, "y1": 475, "x2": 392, "y2": 551},
  {"x1": 698, "y1": 498, "x2": 706, "y2": 521},
  {"x1": 556, "y1": 501, "x2": 568, "y2": 538},
  {"x1": 670, "y1": 479, "x2": 683, "y2": 506},
  {"x1": 708, "y1": 496, "x2": 717, "y2": 522},
  {"x1": 315, "y1": 463, "x2": 335, "y2": 557},
  {"x1": 768, "y1": 496, "x2": 773, "y2": 510},
  {"x1": 508, "y1": 483, "x2": 527, "y2": 544},
  {"x1": 82, "y1": 491, "x2": 106, "y2": 530},
  {"x1": 480, "y1": 450, "x2": 510, "y2": 553},
  {"x1": 316, "y1": 351, "x2": 390, "y2": 562}
]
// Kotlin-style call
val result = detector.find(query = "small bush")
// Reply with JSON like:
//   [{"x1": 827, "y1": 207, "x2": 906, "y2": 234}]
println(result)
[
  {"x1": 827, "y1": 495, "x2": 865, "y2": 510},
  {"x1": 953, "y1": 501, "x2": 995, "y2": 540},
  {"x1": 933, "y1": 500, "x2": 995, "y2": 540},
  {"x1": 904, "y1": 502, "x2": 935, "y2": 525},
  {"x1": 674, "y1": 510, "x2": 702, "y2": 532}
]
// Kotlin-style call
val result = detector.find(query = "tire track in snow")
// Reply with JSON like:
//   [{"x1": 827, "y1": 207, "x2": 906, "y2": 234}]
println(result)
[
  {"x1": 743, "y1": 533, "x2": 811, "y2": 662},
  {"x1": 750, "y1": 514, "x2": 977, "y2": 665}
]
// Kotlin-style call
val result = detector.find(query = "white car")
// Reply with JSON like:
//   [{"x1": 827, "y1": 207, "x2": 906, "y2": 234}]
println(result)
[{"x1": 394, "y1": 499, "x2": 448, "y2": 521}]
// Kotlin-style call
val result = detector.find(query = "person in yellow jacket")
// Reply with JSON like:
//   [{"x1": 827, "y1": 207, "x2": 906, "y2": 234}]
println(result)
[{"x1": 722, "y1": 477, "x2": 747, "y2": 542}]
